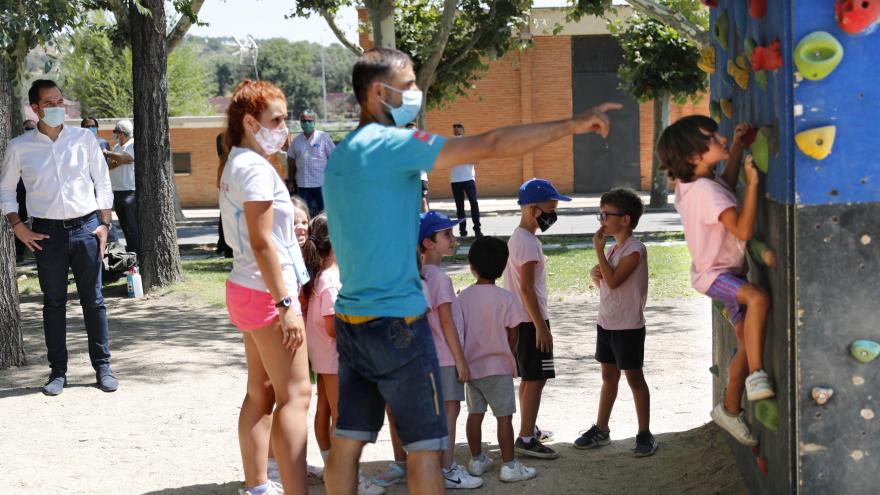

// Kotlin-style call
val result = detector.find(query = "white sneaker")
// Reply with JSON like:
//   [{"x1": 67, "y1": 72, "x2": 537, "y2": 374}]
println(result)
[
  {"x1": 499, "y1": 459, "x2": 537, "y2": 483},
  {"x1": 711, "y1": 403, "x2": 758, "y2": 446},
  {"x1": 467, "y1": 454, "x2": 494, "y2": 476},
  {"x1": 444, "y1": 463, "x2": 484, "y2": 489},
  {"x1": 358, "y1": 475, "x2": 386, "y2": 495},
  {"x1": 239, "y1": 480, "x2": 284, "y2": 495},
  {"x1": 745, "y1": 370, "x2": 775, "y2": 401}
]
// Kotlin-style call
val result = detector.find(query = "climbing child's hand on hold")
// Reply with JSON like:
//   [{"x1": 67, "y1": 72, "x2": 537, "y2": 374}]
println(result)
[{"x1": 743, "y1": 154, "x2": 759, "y2": 186}]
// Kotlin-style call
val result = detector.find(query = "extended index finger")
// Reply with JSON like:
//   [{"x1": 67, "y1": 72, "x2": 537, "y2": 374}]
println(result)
[{"x1": 596, "y1": 102, "x2": 623, "y2": 112}]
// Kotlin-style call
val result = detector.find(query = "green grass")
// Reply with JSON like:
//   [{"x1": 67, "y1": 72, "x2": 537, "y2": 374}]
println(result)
[
  {"x1": 17, "y1": 241, "x2": 696, "y2": 306},
  {"x1": 450, "y1": 243, "x2": 696, "y2": 300}
]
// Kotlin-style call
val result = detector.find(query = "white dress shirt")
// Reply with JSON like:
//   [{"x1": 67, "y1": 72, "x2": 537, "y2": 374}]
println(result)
[
  {"x1": 110, "y1": 139, "x2": 136, "y2": 191},
  {"x1": 286, "y1": 130, "x2": 335, "y2": 188},
  {"x1": 0, "y1": 126, "x2": 113, "y2": 220},
  {"x1": 450, "y1": 163, "x2": 476, "y2": 183}
]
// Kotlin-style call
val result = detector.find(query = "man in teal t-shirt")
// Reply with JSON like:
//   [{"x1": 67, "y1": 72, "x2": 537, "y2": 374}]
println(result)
[{"x1": 324, "y1": 48, "x2": 621, "y2": 495}]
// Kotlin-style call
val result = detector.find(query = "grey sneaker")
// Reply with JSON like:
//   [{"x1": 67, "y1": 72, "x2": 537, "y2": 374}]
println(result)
[
  {"x1": 745, "y1": 370, "x2": 775, "y2": 401},
  {"x1": 467, "y1": 454, "x2": 494, "y2": 476},
  {"x1": 632, "y1": 431, "x2": 659, "y2": 457},
  {"x1": 514, "y1": 437, "x2": 559, "y2": 459},
  {"x1": 96, "y1": 368, "x2": 118, "y2": 392},
  {"x1": 499, "y1": 459, "x2": 537, "y2": 482},
  {"x1": 41, "y1": 374, "x2": 66, "y2": 396},
  {"x1": 573, "y1": 425, "x2": 611, "y2": 450}
]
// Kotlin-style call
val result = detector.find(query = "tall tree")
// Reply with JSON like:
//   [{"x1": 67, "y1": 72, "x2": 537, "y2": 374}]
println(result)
[
  {"x1": 611, "y1": 12, "x2": 707, "y2": 207},
  {"x1": 568, "y1": 0, "x2": 709, "y2": 48},
  {"x1": 129, "y1": 0, "x2": 183, "y2": 291},
  {"x1": 0, "y1": 1, "x2": 83, "y2": 370}
]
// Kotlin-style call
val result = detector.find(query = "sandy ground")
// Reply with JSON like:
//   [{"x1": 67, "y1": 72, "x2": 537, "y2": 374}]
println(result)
[{"x1": 0, "y1": 282, "x2": 747, "y2": 494}]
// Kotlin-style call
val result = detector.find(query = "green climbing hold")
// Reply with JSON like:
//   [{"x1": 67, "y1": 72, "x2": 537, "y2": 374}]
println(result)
[
  {"x1": 748, "y1": 239, "x2": 777, "y2": 268},
  {"x1": 755, "y1": 399, "x2": 779, "y2": 432},
  {"x1": 744, "y1": 37, "x2": 758, "y2": 59},
  {"x1": 714, "y1": 11, "x2": 730, "y2": 51},
  {"x1": 850, "y1": 339, "x2": 880, "y2": 364},
  {"x1": 710, "y1": 101, "x2": 722, "y2": 124},
  {"x1": 710, "y1": 364, "x2": 720, "y2": 377},
  {"x1": 794, "y1": 31, "x2": 844, "y2": 81},
  {"x1": 754, "y1": 70, "x2": 768, "y2": 90},
  {"x1": 752, "y1": 129, "x2": 770, "y2": 173},
  {"x1": 712, "y1": 299, "x2": 731, "y2": 321}
]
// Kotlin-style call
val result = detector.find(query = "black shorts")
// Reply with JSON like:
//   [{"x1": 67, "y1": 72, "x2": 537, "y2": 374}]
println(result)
[
  {"x1": 516, "y1": 320, "x2": 556, "y2": 380},
  {"x1": 595, "y1": 325, "x2": 645, "y2": 370},
  {"x1": 421, "y1": 180, "x2": 429, "y2": 198}
]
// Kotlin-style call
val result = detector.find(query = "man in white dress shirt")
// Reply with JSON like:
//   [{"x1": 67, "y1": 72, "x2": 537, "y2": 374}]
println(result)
[
  {"x1": 0, "y1": 80, "x2": 118, "y2": 396},
  {"x1": 102, "y1": 119, "x2": 139, "y2": 256},
  {"x1": 286, "y1": 109, "x2": 335, "y2": 216}
]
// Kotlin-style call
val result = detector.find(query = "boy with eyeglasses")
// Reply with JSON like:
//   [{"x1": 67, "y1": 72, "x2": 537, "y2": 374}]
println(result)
[{"x1": 574, "y1": 188, "x2": 657, "y2": 456}]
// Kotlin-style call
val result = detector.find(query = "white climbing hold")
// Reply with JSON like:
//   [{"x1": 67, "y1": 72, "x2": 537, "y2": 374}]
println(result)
[
  {"x1": 851, "y1": 450, "x2": 864, "y2": 461},
  {"x1": 861, "y1": 234, "x2": 871, "y2": 245},
  {"x1": 853, "y1": 376, "x2": 865, "y2": 386},
  {"x1": 861, "y1": 408, "x2": 875, "y2": 420}
]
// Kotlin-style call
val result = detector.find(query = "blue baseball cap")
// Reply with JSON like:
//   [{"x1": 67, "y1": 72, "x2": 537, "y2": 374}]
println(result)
[
  {"x1": 517, "y1": 178, "x2": 572, "y2": 205},
  {"x1": 419, "y1": 211, "x2": 464, "y2": 243}
]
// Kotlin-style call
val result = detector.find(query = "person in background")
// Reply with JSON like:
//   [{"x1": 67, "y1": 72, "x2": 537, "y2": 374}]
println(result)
[
  {"x1": 216, "y1": 132, "x2": 233, "y2": 258},
  {"x1": 81, "y1": 117, "x2": 110, "y2": 151},
  {"x1": 449, "y1": 123, "x2": 481, "y2": 238},
  {"x1": 102, "y1": 120, "x2": 139, "y2": 257},
  {"x1": 286, "y1": 110, "x2": 335, "y2": 216}
]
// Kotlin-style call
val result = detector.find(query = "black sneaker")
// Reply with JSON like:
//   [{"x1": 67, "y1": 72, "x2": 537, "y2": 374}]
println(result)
[
  {"x1": 573, "y1": 425, "x2": 611, "y2": 450},
  {"x1": 633, "y1": 431, "x2": 658, "y2": 457},
  {"x1": 515, "y1": 437, "x2": 559, "y2": 459}
]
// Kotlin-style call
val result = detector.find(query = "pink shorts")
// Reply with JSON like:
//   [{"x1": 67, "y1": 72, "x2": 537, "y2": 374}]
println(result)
[{"x1": 226, "y1": 280, "x2": 299, "y2": 331}]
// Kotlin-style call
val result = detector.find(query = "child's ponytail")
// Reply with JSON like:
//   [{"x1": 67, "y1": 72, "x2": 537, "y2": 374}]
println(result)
[{"x1": 301, "y1": 213, "x2": 331, "y2": 301}]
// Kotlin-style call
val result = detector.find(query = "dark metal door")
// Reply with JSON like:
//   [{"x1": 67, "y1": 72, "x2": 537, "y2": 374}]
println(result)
[{"x1": 572, "y1": 36, "x2": 641, "y2": 193}]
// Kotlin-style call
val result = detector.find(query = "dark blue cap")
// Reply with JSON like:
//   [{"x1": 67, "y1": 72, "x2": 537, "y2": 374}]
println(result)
[
  {"x1": 419, "y1": 211, "x2": 464, "y2": 243},
  {"x1": 517, "y1": 178, "x2": 572, "y2": 205}
]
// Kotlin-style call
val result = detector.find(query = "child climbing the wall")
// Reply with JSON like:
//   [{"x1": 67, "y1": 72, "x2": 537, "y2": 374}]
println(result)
[
  {"x1": 656, "y1": 116, "x2": 773, "y2": 447},
  {"x1": 459, "y1": 236, "x2": 537, "y2": 482},
  {"x1": 573, "y1": 188, "x2": 657, "y2": 457}
]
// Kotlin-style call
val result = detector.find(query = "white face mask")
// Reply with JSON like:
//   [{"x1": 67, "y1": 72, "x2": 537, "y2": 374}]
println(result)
[
  {"x1": 254, "y1": 124, "x2": 289, "y2": 155},
  {"x1": 42, "y1": 107, "x2": 65, "y2": 128}
]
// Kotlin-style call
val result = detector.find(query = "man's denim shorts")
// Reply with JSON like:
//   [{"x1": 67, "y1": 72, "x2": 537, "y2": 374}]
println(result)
[{"x1": 333, "y1": 314, "x2": 449, "y2": 452}]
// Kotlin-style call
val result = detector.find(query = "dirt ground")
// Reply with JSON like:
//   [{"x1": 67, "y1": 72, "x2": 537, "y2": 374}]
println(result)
[{"x1": 0, "y1": 283, "x2": 747, "y2": 494}]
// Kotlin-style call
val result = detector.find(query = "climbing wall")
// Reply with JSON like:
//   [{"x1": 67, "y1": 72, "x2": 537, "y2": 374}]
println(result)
[{"x1": 703, "y1": 0, "x2": 880, "y2": 492}]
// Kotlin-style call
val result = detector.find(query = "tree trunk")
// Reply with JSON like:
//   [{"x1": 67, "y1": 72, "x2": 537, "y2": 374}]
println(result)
[
  {"x1": 364, "y1": 0, "x2": 396, "y2": 49},
  {"x1": 130, "y1": 0, "x2": 183, "y2": 291},
  {"x1": 0, "y1": 55, "x2": 26, "y2": 369},
  {"x1": 649, "y1": 93, "x2": 670, "y2": 208}
]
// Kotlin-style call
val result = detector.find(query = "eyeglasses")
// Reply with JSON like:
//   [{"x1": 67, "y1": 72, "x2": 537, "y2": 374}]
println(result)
[{"x1": 597, "y1": 212, "x2": 626, "y2": 221}]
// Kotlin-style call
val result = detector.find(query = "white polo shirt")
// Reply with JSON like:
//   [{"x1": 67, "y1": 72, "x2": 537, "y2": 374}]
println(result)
[{"x1": 110, "y1": 138, "x2": 136, "y2": 191}]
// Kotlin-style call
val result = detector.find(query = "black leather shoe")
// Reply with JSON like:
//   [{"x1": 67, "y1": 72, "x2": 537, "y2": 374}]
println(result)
[{"x1": 96, "y1": 368, "x2": 119, "y2": 392}]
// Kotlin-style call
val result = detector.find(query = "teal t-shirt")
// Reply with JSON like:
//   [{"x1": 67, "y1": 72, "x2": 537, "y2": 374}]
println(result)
[{"x1": 324, "y1": 123, "x2": 448, "y2": 317}]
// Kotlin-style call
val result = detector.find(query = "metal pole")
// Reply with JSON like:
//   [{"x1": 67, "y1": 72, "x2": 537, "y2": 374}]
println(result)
[{"x1": 321, "y1": 37, "x2": 328, "y2": 122}]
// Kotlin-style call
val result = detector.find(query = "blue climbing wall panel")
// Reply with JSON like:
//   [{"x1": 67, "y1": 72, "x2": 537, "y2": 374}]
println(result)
[{"x1": 707, "y1": 0, "x2": 880, "y2": 493}]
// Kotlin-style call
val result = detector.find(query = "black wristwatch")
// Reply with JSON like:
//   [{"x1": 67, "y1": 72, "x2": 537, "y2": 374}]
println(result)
[
  {"x1": 100, "y1": 220, "x2": 112, "y2": 229},
  {"x1": 275, "y1": 296, "x2": 292, "y2": 309}
]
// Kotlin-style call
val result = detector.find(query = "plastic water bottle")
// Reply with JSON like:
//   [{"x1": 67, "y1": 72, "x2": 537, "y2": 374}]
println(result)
[{"x1": 126, "y1": 266, "x2": 144, "y2": 298}]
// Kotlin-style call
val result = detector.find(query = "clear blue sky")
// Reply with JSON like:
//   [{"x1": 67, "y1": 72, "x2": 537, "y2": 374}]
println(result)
[{"x1": 187, "y1": 0, "x2": 569, "y2": 45}]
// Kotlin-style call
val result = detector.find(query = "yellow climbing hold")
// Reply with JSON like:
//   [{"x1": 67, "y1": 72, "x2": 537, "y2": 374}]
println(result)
[
  {"x1": 720, "y1": 98, "x2": 733, "y2": 119},
  {"x1": 698, "y1": 46, "x2": 716, "y2": 74},
  {"x1": 727, "y1": 56, "x2": 750, "y2": 90},
  {"x1": 795, "y1": 125, "x2": 836, "y2": 160}
]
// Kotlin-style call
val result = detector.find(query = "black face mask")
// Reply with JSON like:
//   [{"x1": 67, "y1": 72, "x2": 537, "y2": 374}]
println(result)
[{"x1": 536, "y1": 209, "x2": 558, "y2": 232}]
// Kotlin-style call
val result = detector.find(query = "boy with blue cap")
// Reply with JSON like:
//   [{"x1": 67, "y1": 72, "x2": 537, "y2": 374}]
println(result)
[{"x1": 504, "y1": 178, "x2": 571, "y2": 459}]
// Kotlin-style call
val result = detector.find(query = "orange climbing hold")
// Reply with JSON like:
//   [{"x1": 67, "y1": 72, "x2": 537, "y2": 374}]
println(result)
[
  {"x1": 836, "y1": 0, "x2": 880, "y2": 35},
  {"x1": 751, "y1": 40, "x2": 783, "y2": 72}
]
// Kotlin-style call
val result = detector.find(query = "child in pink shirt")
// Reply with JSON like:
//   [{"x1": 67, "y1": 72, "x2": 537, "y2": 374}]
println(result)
[
  {"x1": 573, "y1": 188, "x2": 655, "y2": 456},
  {"x1": 418, "y1": 211, "x2": 482, "y2": 490},
  {"x1": 657, "y1": 116, "x2": 773, "y2": 447},
  {"x1": 459, "y1": 236, "x2": 537, "y2": 483}
]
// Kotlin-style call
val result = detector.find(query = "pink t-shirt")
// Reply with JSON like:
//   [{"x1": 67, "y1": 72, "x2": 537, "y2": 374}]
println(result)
[
  {"x1": 504, "y1": 227, "x2": 548, "y2": 322},
  {"x1": 458, "y1": 284, "x2": 526, "y2": 379},
  {"x1": 422, "y1": 264, "x2": 462, "y2": 367},
  {"x1": 597, "y1": 236, "x2": 648, "y2": 330},
  {"x1": 674, "y1": 177, "x2": 746, "y2": 294},
  {"x1": 306, "y1": 266, "x2": 341, "y2": 374}
]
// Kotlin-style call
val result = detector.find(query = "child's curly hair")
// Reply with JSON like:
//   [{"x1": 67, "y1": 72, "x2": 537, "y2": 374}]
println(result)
[{"x1": 656, "y1": 115, "x2": 718, "y2": 182}]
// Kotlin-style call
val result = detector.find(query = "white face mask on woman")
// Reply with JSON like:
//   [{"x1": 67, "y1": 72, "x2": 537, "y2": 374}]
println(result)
[{"x1": 254, "y1": 125, "x2": 289, "y2": 155}]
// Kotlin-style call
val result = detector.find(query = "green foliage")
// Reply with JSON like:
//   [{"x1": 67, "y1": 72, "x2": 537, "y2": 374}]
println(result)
[
  {"x1": 0, "y1": 1, "x2": 83, "y2": 69},
  {"x1": 61, "y1": 23, "x2": 213, "y2": 117},
  {"x1": 611, "y1": 14, "x2": 706, "y2": 104},
  {"x1": 395, "y1": 0, "x2": 531, "y2": 110}
]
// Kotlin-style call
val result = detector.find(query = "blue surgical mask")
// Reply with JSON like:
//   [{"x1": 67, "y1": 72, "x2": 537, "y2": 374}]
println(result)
[
  {"x1": 381, "y1": 84, "x2": 423, "y2": 127},
  {"x1": 88, "y1": 127, "x2": 98, "y2": 136},
  {"x1": 42, "y1": 107, "x2": 65, "y2": 128}
]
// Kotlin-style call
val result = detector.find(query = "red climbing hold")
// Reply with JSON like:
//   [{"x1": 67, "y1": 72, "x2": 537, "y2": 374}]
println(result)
[
  {"x1": 836, "y1": 0, "x2": 880, "y2": 35},
  {"x1": 756, "y1": 456, "x2": 769, "y2": 476},
  {"x1": 742, "y1": 125, "x2": 758, "y2": 147},
  {"x1": 751, "y1": 40, "x2": 783, "y2": 72},
  {"x1": 749, "y1": 0, "x2": 767, "y2": 18},
  {"x1": 701, "y1": 0, "x2": 719, "y2": 7}
]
